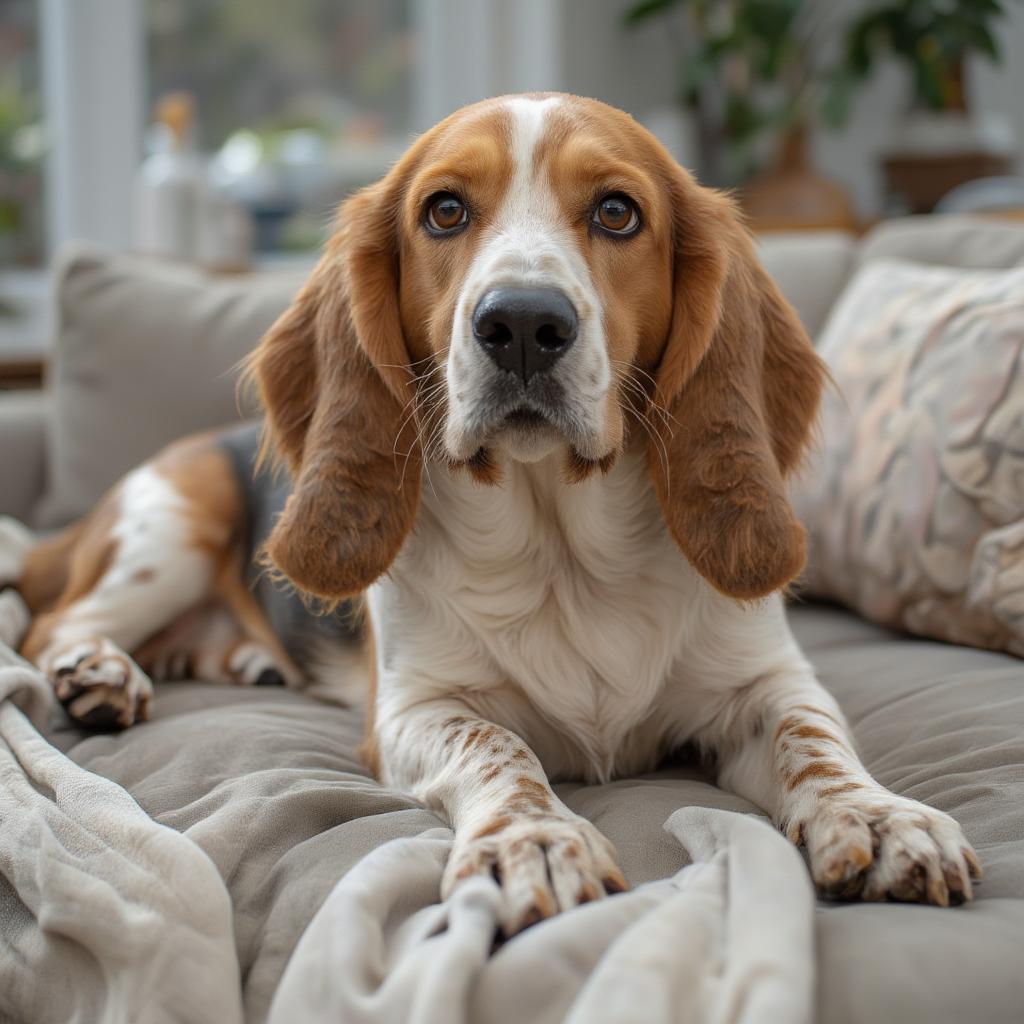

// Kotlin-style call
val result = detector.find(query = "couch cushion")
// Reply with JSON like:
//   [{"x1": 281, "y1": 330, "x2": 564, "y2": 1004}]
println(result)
[
  {"x1": 757, "y1": 231, "x2": 856, "y2": 338},
  {"x1": 858, "y1": 214, "x2": 1024, "y2": 270},
  {"x1": 794, "y1": 259, "x2": 1024, "y2": 656},
  {"x1": 52, "y1": 602, "x2": 1024, "y2": 1024},
  {"x1": 791, "y1": 604, "x2": 1024, "y2": 1024},
  {"x1": 36, "y1": 246, "x2": 308, "y2": 528}
]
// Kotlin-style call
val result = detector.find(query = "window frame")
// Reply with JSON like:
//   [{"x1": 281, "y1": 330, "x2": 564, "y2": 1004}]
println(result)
[{"x1": 41, "y1": 0, "x2": 144, "y2": 254}]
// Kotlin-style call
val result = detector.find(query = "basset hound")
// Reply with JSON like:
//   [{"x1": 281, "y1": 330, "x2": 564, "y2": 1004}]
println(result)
[{"x1": 1, "y1": 93, "x2": 980, "y2": 935}]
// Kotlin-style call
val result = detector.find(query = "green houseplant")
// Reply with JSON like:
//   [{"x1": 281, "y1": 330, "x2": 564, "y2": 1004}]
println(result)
[
  {"x1": 0, "y1": 79, "x2": 44, "y2": 273},
  {"x1": 624, "y1": 0, "x2": 844, "y2": 185},
  {"x1": 836, "y1": 0, "x2": 1014, "y2": 115},
  {"x1": 625, "y1": 0, "x2": 1017, "y2": 188}
]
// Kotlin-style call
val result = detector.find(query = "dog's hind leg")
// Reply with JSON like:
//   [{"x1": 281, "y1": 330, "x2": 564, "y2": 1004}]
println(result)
[
  {"x1": 135, "y1": 595, "x2": 301, "y2": 689},
  {"x1": 19, "y1": 434, "x2": 243, "y2": 729}
]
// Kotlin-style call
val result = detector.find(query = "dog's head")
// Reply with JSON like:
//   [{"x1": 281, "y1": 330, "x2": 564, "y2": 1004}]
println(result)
[{"x1": 249, "y1": 93, "x2": 825, "y2": 603}]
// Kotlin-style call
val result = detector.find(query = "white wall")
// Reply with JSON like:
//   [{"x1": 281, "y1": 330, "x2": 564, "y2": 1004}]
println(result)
[
  {"x1": 413, "y1": 0, "x2": 567, "y2": 131},
  {"x1": 560, "y1": 0, "x2": 681, "y2": 120}
]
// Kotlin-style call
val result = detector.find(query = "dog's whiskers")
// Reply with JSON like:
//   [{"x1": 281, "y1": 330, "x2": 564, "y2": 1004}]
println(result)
[
  {"x1": 393, "y1": 376, "x2": 448, "y2": 456},
  {"x1": 392, "y1": 365, "x2": 451, "y2": 492},
  {"x1": 610, "y1": 360, "x2": 678, "y2": 432},
  {"x1": 612, "y1": 368, "x2": 670, "y2": 488}
]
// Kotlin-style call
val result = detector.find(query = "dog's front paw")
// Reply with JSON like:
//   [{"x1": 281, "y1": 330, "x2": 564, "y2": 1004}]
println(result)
[
  {"x1": 799, "y1": 793, "x2": 982, "y2": 906},
  {"x1": 443, "y1": 814, "x2": 628, "y2": 936},
  {"x1": 48, "y1": 637, "x2": 153, "y2": 729}
]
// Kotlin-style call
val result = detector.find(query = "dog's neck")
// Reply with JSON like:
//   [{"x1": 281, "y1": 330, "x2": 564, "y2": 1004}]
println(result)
[{"x1": 414, "y1": 434, "x2": 677, "y2": 587}]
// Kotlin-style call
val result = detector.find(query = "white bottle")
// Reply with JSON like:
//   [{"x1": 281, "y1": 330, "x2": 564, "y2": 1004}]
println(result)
[
  {"x1": 196, "y1": 178, "x2": 253, "y2": 272},
  {"x1": 134, "y1": 92, "x2": 204, "y2": 262}
]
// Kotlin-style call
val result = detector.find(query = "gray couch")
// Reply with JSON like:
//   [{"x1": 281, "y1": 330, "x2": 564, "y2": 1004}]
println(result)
[{"x1": 2, "y1": 218, "x2": 1024, "y2": 1023}]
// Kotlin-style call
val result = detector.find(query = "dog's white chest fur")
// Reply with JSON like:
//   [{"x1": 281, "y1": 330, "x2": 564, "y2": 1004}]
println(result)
[{"x1": 372, "y1": 444, "x2": 724, "y2": 780}]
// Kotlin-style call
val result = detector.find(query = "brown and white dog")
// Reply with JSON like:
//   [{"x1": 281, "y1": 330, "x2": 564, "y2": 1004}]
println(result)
[{"x1": 0, "y1": 94, "x2": 980, "y2": 935}]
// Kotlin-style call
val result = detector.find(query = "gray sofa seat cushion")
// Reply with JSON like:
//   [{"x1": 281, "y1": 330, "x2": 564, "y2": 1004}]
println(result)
[{"x1": 52, "y1": 604, "x2": 1024, "y2": 1024}]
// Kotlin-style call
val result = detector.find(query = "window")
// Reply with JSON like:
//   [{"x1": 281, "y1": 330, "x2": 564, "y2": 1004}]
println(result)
[
  {"x1": 0, "y1": 0, "x2": 44, "y2": 270},
  {"x1": 146, "y1": 0, "x2": 415, "y2": 253}
]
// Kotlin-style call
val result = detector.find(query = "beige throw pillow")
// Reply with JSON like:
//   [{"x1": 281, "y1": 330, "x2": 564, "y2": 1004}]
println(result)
[
  {"x1": 794, "y1": 259, "x2": 1024, "y2": 656},
  {"x1": 37, "y1": 246, "x2": 308, "y2": 527}
]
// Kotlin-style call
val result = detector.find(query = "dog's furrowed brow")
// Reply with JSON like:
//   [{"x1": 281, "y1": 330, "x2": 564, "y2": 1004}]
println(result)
[
  {"x1": 545, "y1": 145, "x2": 657, "y2": 211},
  {"x1": 408, "y1": 141, "x2": 513, "y2": 211}
]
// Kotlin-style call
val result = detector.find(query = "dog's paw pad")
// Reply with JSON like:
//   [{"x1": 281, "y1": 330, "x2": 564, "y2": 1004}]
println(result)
[
  {"x1": 48, "y1": 638, "x2": 152, "y2": 730},
  {"x1": 254, "y1": 667, "x2": 286, "y2": 687}
]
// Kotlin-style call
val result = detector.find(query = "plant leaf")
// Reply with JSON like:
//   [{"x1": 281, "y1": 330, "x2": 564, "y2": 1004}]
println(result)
[{"x1": 623, "y1": 0, "x2": 682, "y2": 27}]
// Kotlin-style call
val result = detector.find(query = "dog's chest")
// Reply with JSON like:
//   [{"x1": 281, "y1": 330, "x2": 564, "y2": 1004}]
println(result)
[{"x1": 384, "y1": 451, "x2": 701, "y2": 776}]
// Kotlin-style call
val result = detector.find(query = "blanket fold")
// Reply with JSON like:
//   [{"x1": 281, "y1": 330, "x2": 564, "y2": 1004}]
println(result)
[
  {"x1": 1, "y1": 635, "x2": 814, "y2": 1024},
  {"x1": 0, "y1": 642, "x2": 243, "y2": 1024},
  {"x1": 267, "y1": 807, "x2": 814, "y2": 1024}
]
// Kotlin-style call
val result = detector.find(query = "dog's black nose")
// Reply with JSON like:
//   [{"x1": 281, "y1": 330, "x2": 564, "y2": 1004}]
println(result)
[{"x1": 472, "y1": 287, "x2": 578, "y2": 384}]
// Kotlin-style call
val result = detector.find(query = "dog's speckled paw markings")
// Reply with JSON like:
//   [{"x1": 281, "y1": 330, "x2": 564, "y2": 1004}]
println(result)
[
  {"x1": 48, "y1": 637, "x2": 153, "y2": 729},
  {"x1": 802, "y1": 794, "x2": 982, "y2": 906},
  {"x1": 443, "y1": 814, "x2": 628, "y2": 936}
]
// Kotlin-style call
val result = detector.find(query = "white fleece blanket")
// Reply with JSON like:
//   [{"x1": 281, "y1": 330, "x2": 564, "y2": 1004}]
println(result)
[{"x1": 0, "y1": 632, "x2": 814, "y2": 1024}]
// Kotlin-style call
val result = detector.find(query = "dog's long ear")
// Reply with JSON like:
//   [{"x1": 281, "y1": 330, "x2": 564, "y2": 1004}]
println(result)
[
  {"x1": 648, "y1": 174, "x2": 825, "y2": 600},
  {"x1": 246, "y1": 179, "x2": 420, "y2": 602}
]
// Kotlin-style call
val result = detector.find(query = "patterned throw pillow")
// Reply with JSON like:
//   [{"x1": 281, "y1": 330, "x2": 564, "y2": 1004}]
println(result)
[{"x1": 793, "y1": 259, "x2": 1024, "y2": 656}]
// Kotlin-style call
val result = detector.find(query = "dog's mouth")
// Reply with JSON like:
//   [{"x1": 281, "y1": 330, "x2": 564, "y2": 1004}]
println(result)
[
  {"x1": 446, "y1": 372, "x2": 606, "y2": 467},
  {"x1": 503, "y1": 407, "x2": 550, "y2": 429},
  {"x1": 480, "y1": 404, "x2": 564, "y2": 464},
  {"x1": 450, "y1": 400, "x2": 611, "y2": 475}
]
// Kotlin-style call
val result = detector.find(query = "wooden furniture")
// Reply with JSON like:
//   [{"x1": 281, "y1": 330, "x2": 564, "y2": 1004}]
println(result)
[
  {"x1": 0, "y1": 357, "x2": 45, "y2": 390},
  {"x1": 883, "y1": 151, "x2": 1013, "y2": 215},
  {"x1": 741, "y1": 127, "x2": 858, "y2": 234}
]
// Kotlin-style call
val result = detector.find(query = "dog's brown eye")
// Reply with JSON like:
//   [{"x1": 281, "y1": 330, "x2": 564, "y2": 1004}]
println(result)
[
  {"x1": 593, "y1": 194, "x2": 639, "y2": 235},
  {"x1": 426, "y1": 193, "x2": 468, "y2": 234}
]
